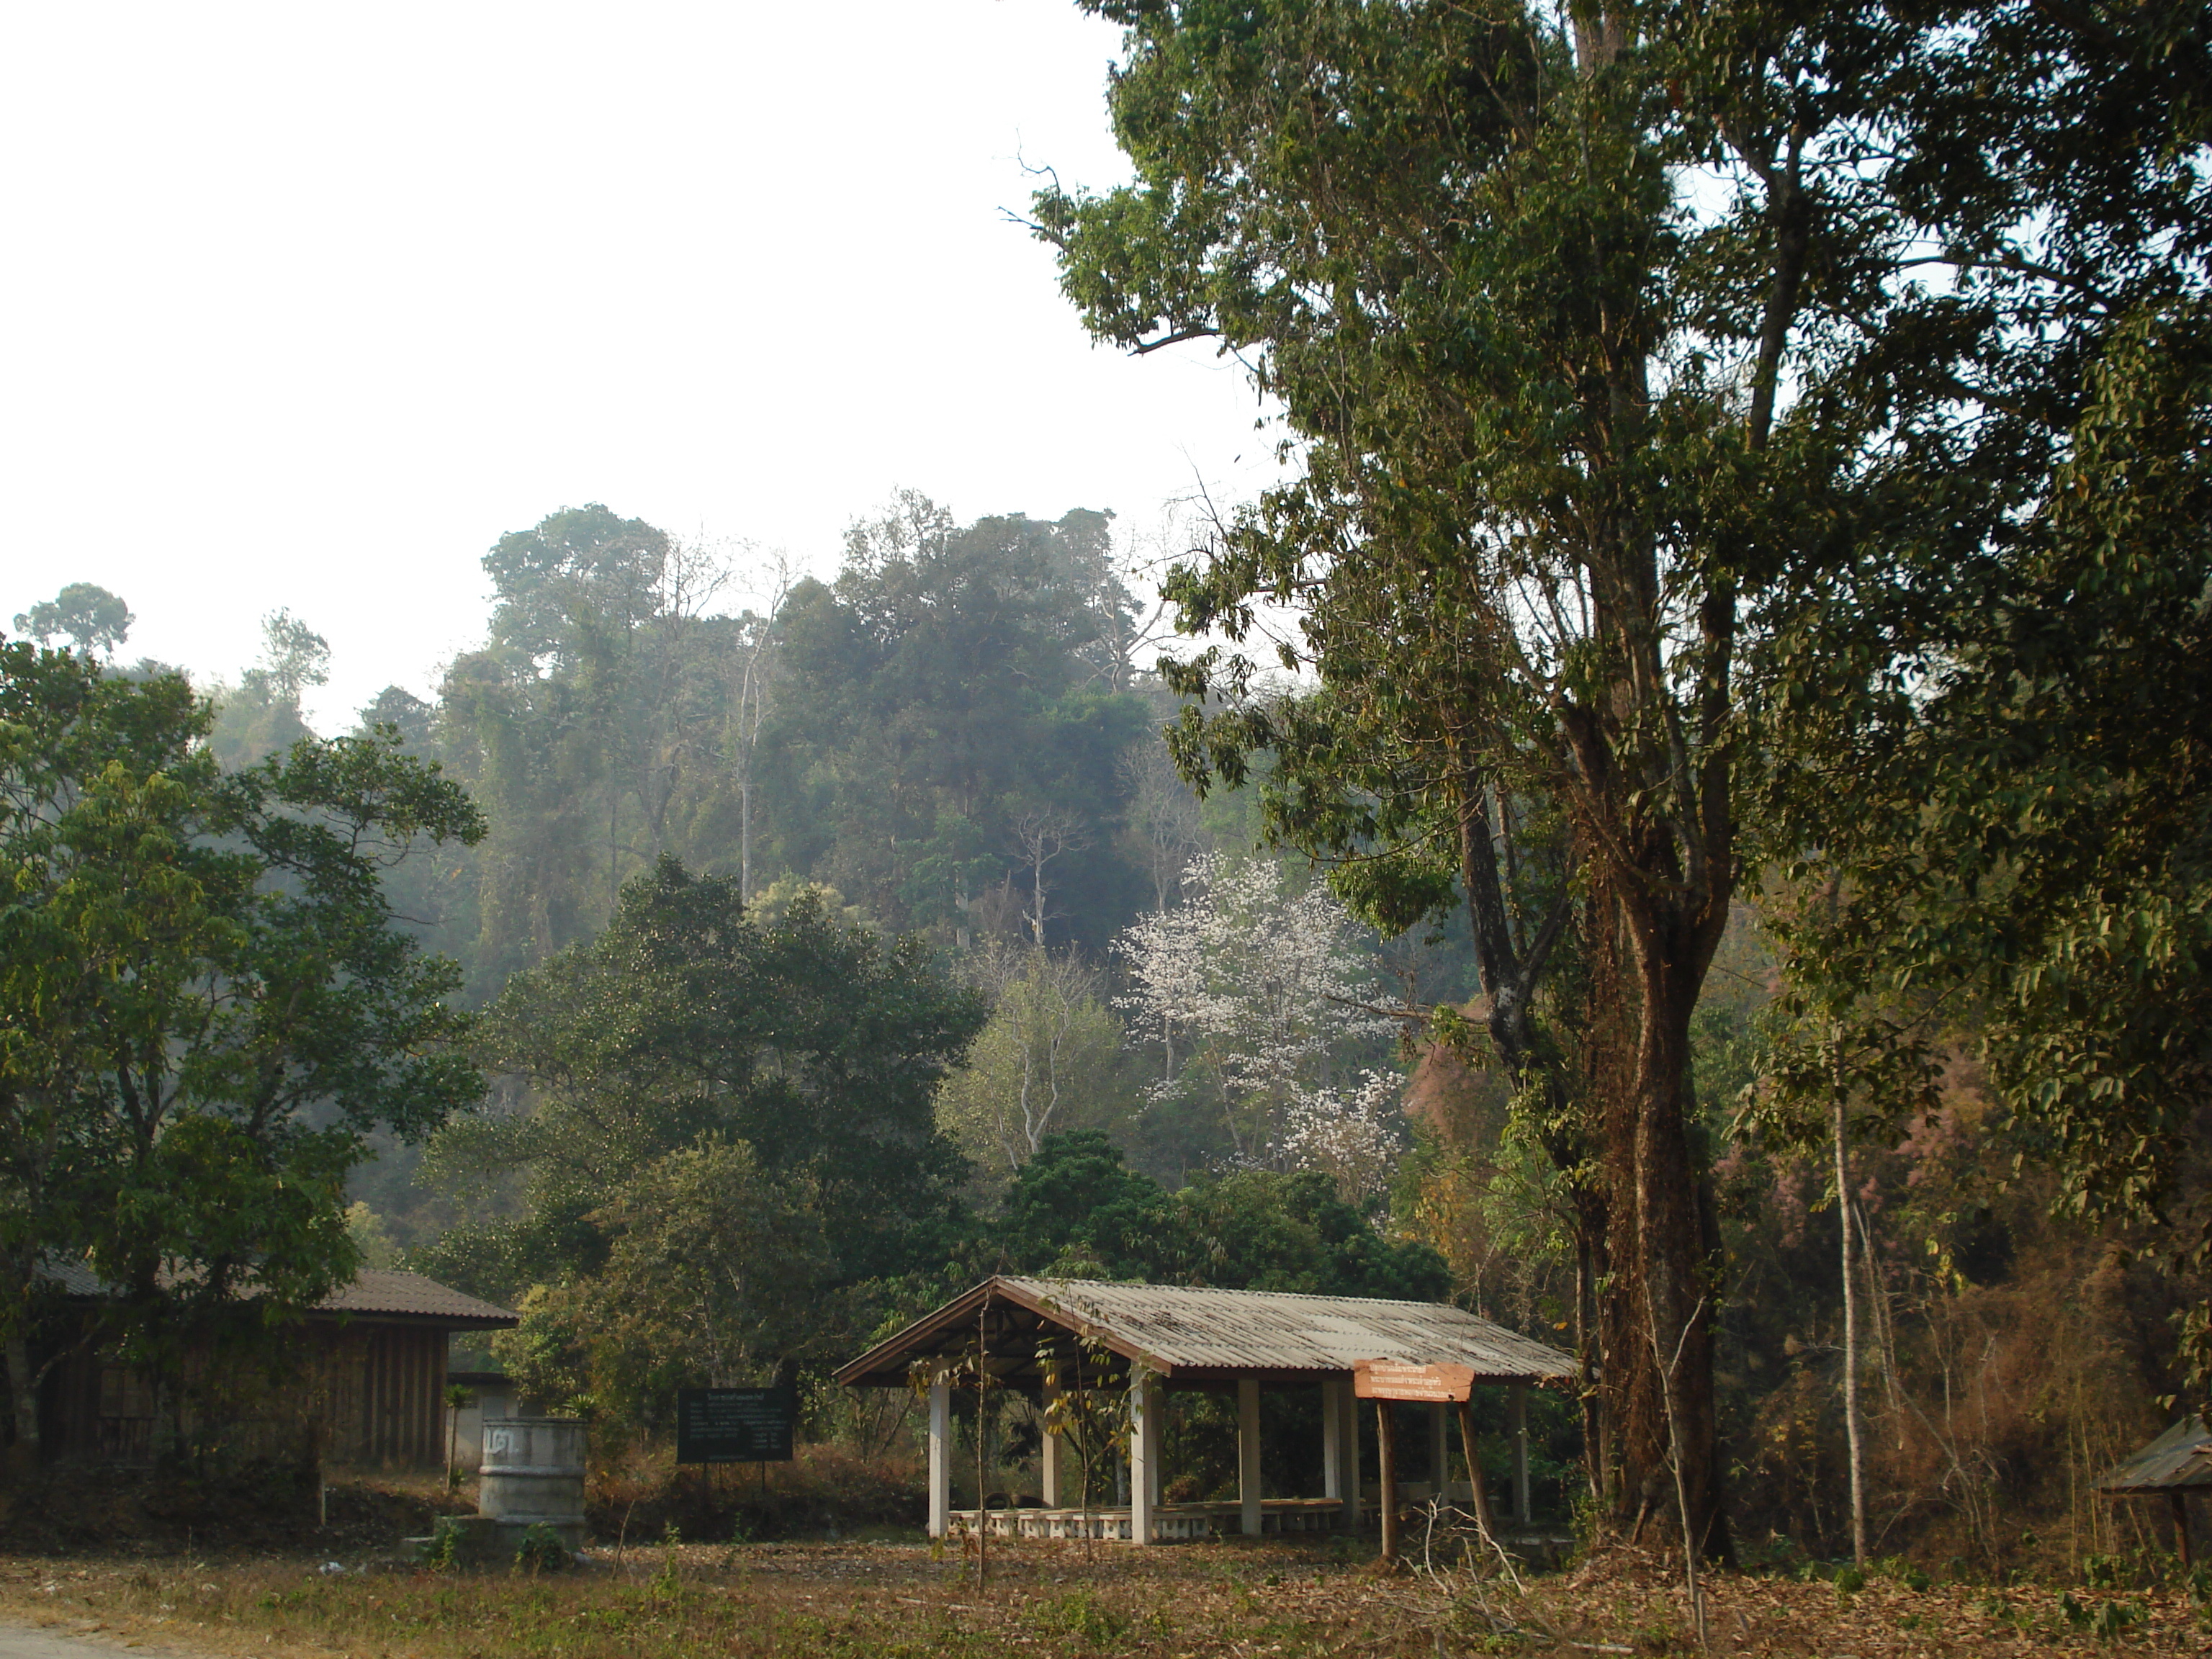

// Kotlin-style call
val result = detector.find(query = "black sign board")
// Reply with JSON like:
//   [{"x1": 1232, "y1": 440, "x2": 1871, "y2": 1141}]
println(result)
[{"x1": 677, "y1": 1386, "x2": 795, "y2": 1464}]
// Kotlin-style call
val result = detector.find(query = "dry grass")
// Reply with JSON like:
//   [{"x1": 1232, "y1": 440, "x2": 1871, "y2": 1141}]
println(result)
[{"x1": 1, "y1": 1534, "x2": 2209, "y2": 1658}]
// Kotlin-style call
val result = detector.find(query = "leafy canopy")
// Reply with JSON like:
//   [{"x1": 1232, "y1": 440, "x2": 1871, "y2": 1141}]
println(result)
[
  {"x1": 995, "y1": 1130, "x2": 1449, "y2": 1301},
  {"x1": 0, "y1": 639, "x2": 485, "y2": 1404},
  {"x1": 422, "y1": 855, "x2": 989, "y2": 1294}
]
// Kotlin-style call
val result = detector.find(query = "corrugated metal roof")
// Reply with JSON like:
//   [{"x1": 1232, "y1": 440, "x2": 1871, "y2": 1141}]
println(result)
[
  {"x1": 2098, "y1": 1416, "x2": 2212, "y2": 1493},
  {"x1": 40, "y1": 1258, "x2": 105, "y2": 1298},
  {"x1": 40, "y1": 1259, "x2": 516, "y2": 1328},
  {"x1": 837, "y1": 1274, "x2": 1576, "y2": 1388}
]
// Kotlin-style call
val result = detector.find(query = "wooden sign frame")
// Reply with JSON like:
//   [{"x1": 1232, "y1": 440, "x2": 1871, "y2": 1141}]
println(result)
[{"x1": 1352, "y1": 1359, "x2": 1478, "y2": 1403}]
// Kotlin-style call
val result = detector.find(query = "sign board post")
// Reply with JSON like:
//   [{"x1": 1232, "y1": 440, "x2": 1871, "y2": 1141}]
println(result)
[{"x1": 1355, "y1": 1361, "x2": 1487, "y2": 1559}]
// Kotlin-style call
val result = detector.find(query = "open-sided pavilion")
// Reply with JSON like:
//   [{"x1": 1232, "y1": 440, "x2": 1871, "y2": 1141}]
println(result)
[
  {"x1": 835, "y1": 1274, "x2": 1577, "y2": 1545},
  {"x1": 2098, "y1": 1415, "x2": 2210, "y2": 1565}
]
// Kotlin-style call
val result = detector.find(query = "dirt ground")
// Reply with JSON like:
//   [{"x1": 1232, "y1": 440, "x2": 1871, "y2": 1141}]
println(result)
[{"x1": 0, "y1": 1528, "x2": 2207, "y2": 1658}]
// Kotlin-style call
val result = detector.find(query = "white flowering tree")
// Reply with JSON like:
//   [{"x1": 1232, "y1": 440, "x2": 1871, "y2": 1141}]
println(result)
[
  {"x1": 1112, "y1": 853, "x2": 1402, "y2": 1182},
  {"x1": 1282, "y1": 1071, "x2": 1406, "y2": 1208}
]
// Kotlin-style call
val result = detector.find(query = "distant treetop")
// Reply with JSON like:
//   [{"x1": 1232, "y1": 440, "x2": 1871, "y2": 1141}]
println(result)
[{"x1": 12, "y1": 582, "x2": 134, "y2": 659}]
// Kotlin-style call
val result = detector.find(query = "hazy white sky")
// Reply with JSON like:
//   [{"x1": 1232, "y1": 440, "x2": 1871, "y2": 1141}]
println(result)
[{"x1": 0, "y1": 2, "x2": 1277, "y2": 728}]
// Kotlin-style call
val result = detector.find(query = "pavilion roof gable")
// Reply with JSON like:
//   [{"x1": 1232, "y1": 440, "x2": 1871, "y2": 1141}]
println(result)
[
  {"x1": 2098, "y1": 1416, "x2": 2212, "y2": 1493},
  {"x1": 835, "y1": 1274, "x2": 1576, "y2": 1388}
]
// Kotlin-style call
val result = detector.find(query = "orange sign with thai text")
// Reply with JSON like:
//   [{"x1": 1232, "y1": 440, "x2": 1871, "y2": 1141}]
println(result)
[{"x1": 1352, "y1": 1359, "x2": 1477, "y2": 1402}]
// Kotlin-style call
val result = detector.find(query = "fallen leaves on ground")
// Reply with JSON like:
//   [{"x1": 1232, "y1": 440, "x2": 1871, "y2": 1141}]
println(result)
[{"x1": 0, "y1": 1537, "x2": 2202, "y2": 1656}]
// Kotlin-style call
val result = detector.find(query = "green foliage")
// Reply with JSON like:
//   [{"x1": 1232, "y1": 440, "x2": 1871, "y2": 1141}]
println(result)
[
  {"x1": 12, "y1": 582, "x2": 134, "y2": 659},
  {"x1": 492, "y1": 1139, "x2": 837, "y2": 1425},
  {"x1": 423, "y1": 855, "x2": 984, "y2": 1295},
  {"x1": 1755, "y1": 301, "x2": 2212, "y2": 1405},
  {"x1": 990, "y1": 1130, "x2": 1449, "y2": 1300},
  {"x1": 935, "y1": 946, "x2": 1130, "y2": 1182},
  {"x1": 417, "y1": 1519, "x2": 462, "y2": 1573},
  {"x1": 513, "y1": 1523, "x2": 569, "y2": 1574},
  {"x1": 761, "y1": 496, "x2": 1154, "y2": 950},
  {"x1": 0, "y1": 639, "x2": 482, "y2": 1449}
]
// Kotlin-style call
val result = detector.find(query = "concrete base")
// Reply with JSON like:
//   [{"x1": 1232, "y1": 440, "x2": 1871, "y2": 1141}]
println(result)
[{"x1": 948, "y1": 1498, "x2": 1344, "y2": 1542}]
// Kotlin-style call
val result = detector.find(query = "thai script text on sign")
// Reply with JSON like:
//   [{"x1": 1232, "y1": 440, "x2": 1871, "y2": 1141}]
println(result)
[
  {"x1": 1353, "y1": 1360, "x2": 1478, "y2": 1403},
  {"x1": 676, "y1": 1386, "x2": 795, "y2": 1463}
]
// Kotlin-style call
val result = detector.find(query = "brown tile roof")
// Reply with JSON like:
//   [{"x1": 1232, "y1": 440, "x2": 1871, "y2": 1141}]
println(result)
[
  {"x1": 42, "y1": 1259, "x2": 516, "y2": 1328},
  {"x1": 320, "y1": 1270, "x2": 517, "y2": 1326}
]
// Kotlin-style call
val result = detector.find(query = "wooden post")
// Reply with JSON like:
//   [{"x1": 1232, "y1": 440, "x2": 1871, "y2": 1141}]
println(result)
[
  {"x1": 2174, "y1": 1490, "x2": 2194, "y2": 1569},
  {"x1": 1129, "y1": 1368, "x2": 1158, "y2": 1545},
  {"x1": 1238, "y1": 1377, "x2": 1262, "y2": 1537},
  {"x1": 1509, "y1": 1383, "x2": 1532, "y2": 1524},
  {"x1": 1375, "y1": 1401, "x2": 1399, "y2": 1563},
  {"x1": 1456, "y1": 1402, "x2": 1498, "y2": 1544},
  {"x1": 927, "y1": 1378, "x2": 951, "y2": 1539}
]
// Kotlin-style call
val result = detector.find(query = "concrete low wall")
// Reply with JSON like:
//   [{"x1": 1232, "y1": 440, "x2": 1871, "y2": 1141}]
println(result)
[{"x1": 950, "y1": 1498, "x2": 1345, "y2": 1542}]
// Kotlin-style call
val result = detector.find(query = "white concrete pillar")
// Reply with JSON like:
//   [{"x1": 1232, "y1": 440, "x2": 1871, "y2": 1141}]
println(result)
[
  {"x1": 1429, "y1": 1403, "x2": 1449, "y2": 1493},
  {"x1": 1343, "y1": 1376, "x2": 1364, "y2": 1527},
  {"x1": 1322, "y1": 1378, "x2": 1343, "y2": 1501},
  {"x1": 1238, "y1": 1377, "x2": 1262, "y2": 1537},
  {"x1": 1323, "y1": 1376, "x2": 1361, "y2": 1527},
  {"x1": 1129, "y1": 1367, "x2": 1159, "y2": 1544},
  {"x1": 927, "y1": 1378, "x2": 951, "y2": 1539},
  {"x1": 1509, "y1": 1383, "x2": 1531, "y2": 1524},
  {"x1": 1040, "y1": 1377, "x2": 1064, "y2": 1509},
  {"x1": 1148, "y1": 1391, "x2": 1163, "y2": 1509}
]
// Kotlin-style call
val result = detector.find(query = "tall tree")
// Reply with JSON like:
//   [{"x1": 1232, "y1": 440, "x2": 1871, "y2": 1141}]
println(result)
[
  {"x1": 1030, "y1": 0, "x2": 2209, "y2": 1552},
  {"x1": 937, "y1": 945, "x2": 1128, "y2": 1177},
  {"x1": 439, "y1": 506, "x2": 739, "y2": 975},
  {"x1": 1755, "y1": 301, "x2": 2212, "y2": 1412},
  {"x1": 1034, "y1": 0, "x2": 1756, "y2": 1551},
  {"x1": 12, "y1": 583, "x2": 135, "y2": 660},
  {"x1": 208, "y1": 608, "x2": 333, "y2": 769},
  {"x1": 0, "y1": 641, "x2": 484, "y2": 1459},
  {"x1": 761, "y1": 496, "x2": 1154, "y2": 945},
  {"x1": 420, "y1": 856, "x2": 988, "y2": 1294}
]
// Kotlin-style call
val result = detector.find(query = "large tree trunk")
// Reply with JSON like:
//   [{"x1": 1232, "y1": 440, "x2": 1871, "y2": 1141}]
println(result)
[
  {"x1": 4, "y1": 1332, "x2": 40, "y2": 1477},
  {"x1": 1584, "y1": 886, "x2": 1668, "y2": 1532},
  {"x1": 1622, "y1": 902, "x2": 1734, "y2": 1565}
]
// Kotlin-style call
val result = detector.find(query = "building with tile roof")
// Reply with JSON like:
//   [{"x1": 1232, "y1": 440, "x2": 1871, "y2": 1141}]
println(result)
[{"x1": 27, "y1": 1264, "x2": 516, "y2": 1470}]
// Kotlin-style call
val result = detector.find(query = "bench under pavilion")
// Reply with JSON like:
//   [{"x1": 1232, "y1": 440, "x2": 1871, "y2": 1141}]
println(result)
[{"x1": 834, "y1": 1274, "x2": 1577, "y2": 1545}]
